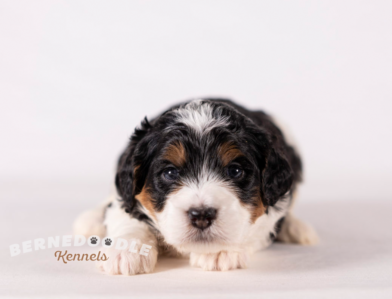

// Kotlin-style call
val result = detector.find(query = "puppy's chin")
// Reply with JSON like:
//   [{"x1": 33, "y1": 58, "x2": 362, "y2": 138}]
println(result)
[{"x1": 162, "y1": 225, "x2": 245, "y2": 254}]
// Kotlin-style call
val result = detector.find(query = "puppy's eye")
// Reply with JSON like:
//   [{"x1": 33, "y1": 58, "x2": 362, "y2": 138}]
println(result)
[
  {"x1": 227, "y1": 165, "x2": 243, "y2": 179},
  {"x1": 163, "y1": 167, "x2": 179, "y2": 181}
]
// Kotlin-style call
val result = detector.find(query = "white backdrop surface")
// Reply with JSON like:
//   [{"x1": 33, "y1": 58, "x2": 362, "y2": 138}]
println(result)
[
  {"x1": 1, "y1": 2, "x2": 392, "y2": 298},
  {"x1": 1, "y1": 1, "x2": 392, "y2": 201}
]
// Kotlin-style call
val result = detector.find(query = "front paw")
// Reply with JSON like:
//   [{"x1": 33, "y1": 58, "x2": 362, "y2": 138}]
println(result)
[
  {"x1": 97, "y1": 239, "x2": 158, "y2": 275},
  {"x1": 190, "y1": 251, "x2": 248, "y2": 271}
]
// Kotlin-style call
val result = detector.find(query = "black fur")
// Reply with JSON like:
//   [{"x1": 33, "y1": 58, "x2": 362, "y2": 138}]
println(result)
[{"x1": 275, "y1": 217, "x2": 286, "y2": 237}]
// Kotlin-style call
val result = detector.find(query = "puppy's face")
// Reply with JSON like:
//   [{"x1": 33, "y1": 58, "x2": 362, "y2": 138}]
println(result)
[
  {"x1": 138, "y1": 135, "x2": 263, "y2": 253},
  {"x1": 117, "y1": 100, "x2": 293, "y2": 253}
]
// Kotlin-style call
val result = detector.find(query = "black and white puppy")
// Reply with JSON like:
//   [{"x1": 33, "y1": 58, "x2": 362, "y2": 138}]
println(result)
[{"x1": 74, "y1": 98, "x2": 318, "y2": 275}]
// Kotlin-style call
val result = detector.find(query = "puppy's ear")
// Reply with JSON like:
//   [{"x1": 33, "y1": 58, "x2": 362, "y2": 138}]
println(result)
[
  {"x1": 115, "y1": 117, "x2": 155, "y2": 210},
  {"x1": 262, "y1": 148, "x2": 293, "y2": 206}
]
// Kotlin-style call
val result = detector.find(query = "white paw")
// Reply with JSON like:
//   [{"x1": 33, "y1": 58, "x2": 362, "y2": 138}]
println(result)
[
  {"x1": 97, "y1": 239, "x2": 158, "y2": 275},
  {"x1": 190, "y1": 251, "x2": 248, "y2": 271},
  {"x1": 73, "y1": 209, "x2": 106, "y2": 238},
  {"x1": 277, "y1": 214, "x2": 319, "y2": 245}
]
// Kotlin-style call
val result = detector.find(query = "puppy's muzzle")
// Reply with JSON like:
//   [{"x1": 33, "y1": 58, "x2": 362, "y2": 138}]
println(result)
[{"x1": 188, "y1": 207, "x2": 217, "y2": 230}]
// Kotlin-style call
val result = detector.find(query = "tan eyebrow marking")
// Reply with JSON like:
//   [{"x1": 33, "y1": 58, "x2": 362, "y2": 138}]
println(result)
[
  {"x1": 162, "y1": 142, "x2": 186, "y2": 167},
  {"x1": 218, "y1": 142, "x2": 244, "y2": 166}
]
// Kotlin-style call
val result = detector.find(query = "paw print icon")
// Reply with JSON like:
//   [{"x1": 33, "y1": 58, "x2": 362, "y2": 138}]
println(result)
[
  {"x1": 88, "y1": 235, "x2": 100, "y2": 247},
  {"x1": 103, "y1": 237, "x2": 113, "y2": 247}
]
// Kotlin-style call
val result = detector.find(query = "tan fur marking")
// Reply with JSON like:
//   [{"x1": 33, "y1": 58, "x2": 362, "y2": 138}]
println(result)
[
  {"x1": 250, "y1": 199, "x2": 266, "y2": 223},
  {"x1": 218, "y1": 143, "x2": 244, "y2": 166},
  {"x1": 240, "y1": 190, "x2": 265, "y2": 223},
  {"x1": 163, "y1": 142, "x2": 186, "y2": 167},
  {"x1": 135, "y1": 187, "x2": 156, "y2": 220},
  {"x1": 134, "y1": 165, "x2": 140, "y2": 175}
]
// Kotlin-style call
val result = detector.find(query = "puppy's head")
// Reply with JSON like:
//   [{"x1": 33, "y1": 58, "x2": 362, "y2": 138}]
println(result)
[{"x1": 116, "y1": 100, "x2": 293, "y2": 253}]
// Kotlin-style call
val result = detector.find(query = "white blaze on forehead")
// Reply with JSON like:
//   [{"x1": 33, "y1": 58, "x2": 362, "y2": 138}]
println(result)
[{"x1": 175, "y1": 99, "x2": 229, "y2": 134}]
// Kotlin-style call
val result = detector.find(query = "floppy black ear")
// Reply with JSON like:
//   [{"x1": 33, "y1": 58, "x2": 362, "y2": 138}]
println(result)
[
  {"x1": 115, "y1": 117, "x2": 155, "y2": 211},
  {"x1": 262, "y1": 148, "x2": 294, "y2": 206}
]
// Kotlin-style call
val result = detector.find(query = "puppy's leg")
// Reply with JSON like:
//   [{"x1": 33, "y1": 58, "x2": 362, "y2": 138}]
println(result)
[
  {"x1": 190, "y1": 250, "x2": 249, "y2": 271},
  {"x1": 277, "y1": 213, "x2": 319, "y2": 245},
  {"x1": 73, "y1": 195, "x2": 113, "y2": 238},
  {"x1": 276, "y1": 190, "x2": 319, "y2": 245},
  {"x1": 97, "y1": 200, "x2": 158, "y2": 275}
]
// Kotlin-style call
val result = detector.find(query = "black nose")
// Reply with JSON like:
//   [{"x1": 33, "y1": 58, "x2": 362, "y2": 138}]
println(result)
[{"x1": 188, "y1": 207, "x2": 217, "y2": 230}]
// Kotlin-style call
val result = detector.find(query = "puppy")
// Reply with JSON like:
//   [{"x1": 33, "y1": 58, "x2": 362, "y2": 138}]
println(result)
[{"x1": 74, "y1": 98, "x2": 318, "y2": 275}]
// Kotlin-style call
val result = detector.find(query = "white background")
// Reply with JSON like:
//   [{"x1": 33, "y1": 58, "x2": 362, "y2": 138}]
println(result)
[{"x1": 1, "y1": 0, "x2": 391, "y2": 202}]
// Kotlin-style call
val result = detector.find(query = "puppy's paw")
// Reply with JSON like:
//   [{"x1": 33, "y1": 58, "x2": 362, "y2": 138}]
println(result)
[
  {"x1": 277, "y1": 214, "x2": 319, "y2": 245},
  {"x1": 73, "y1": 208, "x2": 106, "y2": 238},
  {"x1": 97, "y1": 240, "x2": 158, "y2": 275},
  {"x1": 190, "y1": 251, "x2": 248, "y2": 271}
]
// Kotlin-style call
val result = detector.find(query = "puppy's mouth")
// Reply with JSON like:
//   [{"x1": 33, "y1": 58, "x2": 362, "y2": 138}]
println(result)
[
  {"x1": 171, "y1": 225, "x2": 235, "y2": 254},
  {"x1": 182, "y1": 225, "x2": 223, "y2": 244}
]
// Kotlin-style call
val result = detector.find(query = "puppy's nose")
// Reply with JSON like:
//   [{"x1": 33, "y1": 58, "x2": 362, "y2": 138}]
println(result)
[{"x1": 188, "y1": 207, "x2": 217, "y2": 230}]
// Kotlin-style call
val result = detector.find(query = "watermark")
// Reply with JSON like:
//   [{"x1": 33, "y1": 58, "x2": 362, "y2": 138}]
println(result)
[
  {"x1": 54, "y1": 250, "x2": 108, "y2": 264},
  {"x1": 9, "y1": 235, "x2": 152, "y2": 260}
]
